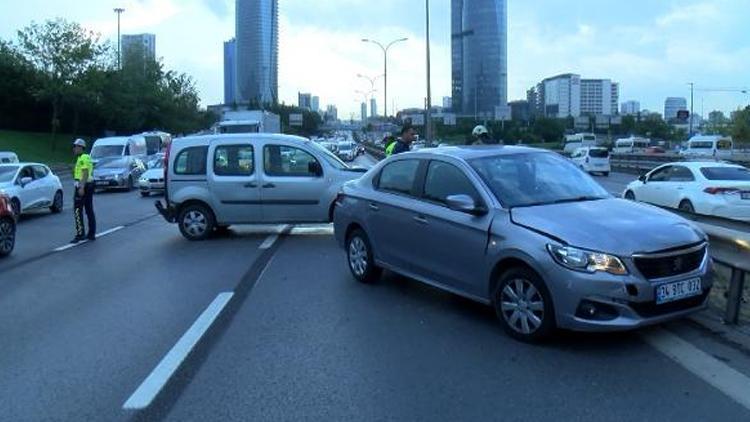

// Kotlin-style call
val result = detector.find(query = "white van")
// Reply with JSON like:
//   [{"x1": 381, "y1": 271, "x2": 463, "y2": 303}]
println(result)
[
  {"x1": 680, "y1": 135, "x2": 733, "y2": 159},
  {"x1": 141, "y1": 131, "x2": 171, "y2": 156},
  {"x1": 0, "y1": 152, "x2": 19, "y2": 164},
  {"x1": 613, "y1": 136, "x2": 650, "y2": 154},
  {"x1": 571, "y1": 147, "x2": 611, "y2": 176},
  {"x1": 563, "y1": 133, "x2": 597, "y2": 154},
  {"x1": 91, "y1": 136, "x2": 147, "y2": 162}
]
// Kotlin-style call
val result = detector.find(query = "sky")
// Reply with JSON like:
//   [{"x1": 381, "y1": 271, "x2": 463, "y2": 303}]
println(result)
[{"x1": 1, "y1": 0, "x2": 749, "y2": 120}]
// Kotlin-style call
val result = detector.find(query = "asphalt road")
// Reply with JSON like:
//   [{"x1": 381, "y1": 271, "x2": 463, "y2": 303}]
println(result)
[{"x1": 1, "y1": 155, "x2": 749, "y2": 421}]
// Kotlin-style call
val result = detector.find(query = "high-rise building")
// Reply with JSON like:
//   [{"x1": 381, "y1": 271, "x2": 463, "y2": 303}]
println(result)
[
  {"x1": 121, "y1": 34, "x2": 156, "y2": 67},
  {"x1": 451, "y1": 0, "x2": 507, "y2": 117},
  {"x1": 580, "y1": 79, "x2": 619, "y2": 116},
  {"x1": 298, "y1": 92, "x2": 312, "y2": 110},
  {"x1": 370, "y1": 98, "x2": 377, "y2": 118},
  {"x1": 442, "y1": 96, "x2": 453, "y2": 110},
  {"x1": 664, "y1": 97, "x2": 688, "y2": 121},
  {"x1": 223, "y1": 38, "x2": 236, "y2": 105},
  {"x1": 361, "y1": 102, "x2": 368, "y2": 122},
  {"x1": 621, "y1": 100, "x2": 640, "y2": 115},
  {"x1": 236, "y1": 0, "x2": 278, "y2": 105},
  {"x1": 311, "y1": 96, "x2": 320, "y2": 112},
  {"x1": 326, "y1": 105, "x2": 338, "y2": 122},
  {"x1": 536, "y1": 73, "x2": 581, "y2": 118}
]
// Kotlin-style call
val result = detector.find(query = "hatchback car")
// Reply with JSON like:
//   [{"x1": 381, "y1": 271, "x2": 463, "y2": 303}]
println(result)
[
  {"x1": 138, "y1": 154, "x2": 165, "y2": 197},
  {"x1": 571, "y1": 147, "x2": 610, "y2": 176},
  {"x1": 624, "y1": 162, "x2": 750, "y2": 222},
  {"x1": 0, "y1": 194, "x2": 15, "y2": 257},
  {"x1": 156, "y1": 134, "x2": 367, "y2": 240},
  {"x1": 334, "y1": 146, "x2": 712, "y2": 342},
  {"x1": 0, "y1": 163, "x2": 64, "y2": 217}
]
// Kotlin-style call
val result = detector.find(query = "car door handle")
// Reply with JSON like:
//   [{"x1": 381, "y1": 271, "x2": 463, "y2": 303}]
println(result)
[
  {"x1": 368, "y1": 203, "x2": 379, "y2": 211},
  {"x1": 413, "y1": 215, "x2": 428, "y2": 225},
  {"x1": 244, "y1": 182, "x2": 257, "y2": 188},
  {"x1": 262, "y1": 183, "x2": 275, "y2": 188}
]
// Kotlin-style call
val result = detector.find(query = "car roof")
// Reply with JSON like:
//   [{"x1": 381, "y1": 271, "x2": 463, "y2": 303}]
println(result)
[
  {"x1": 94, "y1": 136, "x2": 130, "y2": 145},
  {"x1": 401, "y1": 145, "x2": 552, "y2": 161},
  {"x1": 659, "y1": 161, "x2": 743, "y2": 169},
  {"x1": 174, "y1": 133, "x2": 310, "y2": 145}
]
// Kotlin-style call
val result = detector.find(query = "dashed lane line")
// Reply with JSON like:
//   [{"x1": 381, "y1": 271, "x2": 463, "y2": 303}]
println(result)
[{"x1": 52, "y1": 226, "x2": 125, "y2": 252}]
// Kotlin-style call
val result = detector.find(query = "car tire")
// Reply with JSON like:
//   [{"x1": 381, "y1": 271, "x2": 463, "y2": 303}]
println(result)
[
  {"x1": 346, "y1": 229, "x2": 382, "y2": 284},
  {"x1": 178, "y1": 203, "x2": 215, "y2": 241},
  {"x1": 50, "y1": 190, "x2": 63, "y2": 213},
  {"x1": 0, "y1": 217, "x2": 15, "y2": 257},
  {"x1": 678, "y1": 199, "x2": 695, "y2": 214},
  {"x1": 602, "y1": 172, "x2": 610, "y2": 177},
  {"x1": 140, "y1": 191, "x2": 150, "y2": 197},
  {"x1": 493, "y1": 267, "x2": 556, "y2": 343},
  {"x1": 10, "y1": 198, "x2": 20, "y2": 218},
  {"x1": 126, "y1": 176, "x2": 134, "y2": 191},
  {"x1": 624, "y1": 190, "x2": 636, "y2": 201}
]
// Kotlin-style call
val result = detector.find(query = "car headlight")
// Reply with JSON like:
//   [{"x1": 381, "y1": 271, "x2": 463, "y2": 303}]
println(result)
[{"x1": 547, "y1": 244, "x2": 628, "y2": 275}]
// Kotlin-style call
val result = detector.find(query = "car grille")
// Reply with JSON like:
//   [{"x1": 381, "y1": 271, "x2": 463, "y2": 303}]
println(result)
[
  {"x1": 633, "y1": 244, "x2": 706, "y2": 280},
  {"x1": 149, "y1": 179, "x2": 164, "y2": 183},
  {"x1": 629, "y1": 291, "x2": 709, "y2": 318}
]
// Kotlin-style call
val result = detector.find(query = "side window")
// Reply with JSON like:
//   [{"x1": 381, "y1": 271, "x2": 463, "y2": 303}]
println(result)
[
  {"x1": 33, "y1": 165, "x2": 49, "y2": 179},
  {"x1": 648, "y1": 166, "x2": 672, "y2": 182},
  {"x1": 423, "y1": 161, "x2": 480, "y2": 205},
  {"x1": 124, "y1": 144, "x2": 131, "y2": 156},
  {"x1": 214, "y1": 145, "x2": 254, "y2": 176},
  {"x1": 263, "y1": 145, "x2": 320, "y2": 177},
  {"x1": 19, "y1": 166, "x2": 34, "y2": 180},
  {"x1": 670, "y1": 166, "x2": 695, "y2": 182},
  {"x1": 377, "y1": 160, "x2": 420, "y2": 195},
  {"x1": 174, "y1": 146, "x2": 208, "y2": 175}
]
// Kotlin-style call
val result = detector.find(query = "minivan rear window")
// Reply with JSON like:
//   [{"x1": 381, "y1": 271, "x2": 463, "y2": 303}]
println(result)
[
  {"x1": 700, "y1": 167, "x2": 750, "y2": 181},
  {"x1": 589, "y1": 149, "x2": 609, "y2": 158},
  {"x1": 174, "y1": 146, "x2": 208, "y2": 175}
]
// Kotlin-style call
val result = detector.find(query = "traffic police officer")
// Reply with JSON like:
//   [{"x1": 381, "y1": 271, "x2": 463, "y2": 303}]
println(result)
[{"x1": 71, "y1": 138, "x2": 96, "y2": 243}]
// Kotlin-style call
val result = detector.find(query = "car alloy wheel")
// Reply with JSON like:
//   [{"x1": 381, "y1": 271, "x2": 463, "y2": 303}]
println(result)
[
  {"x1": 185, "y1": 211, "x2": 207, "y2": 236},
  {"x1": 178, "y1": 204, "x2": 215, "y2": 241},
  {"x1": 346, "y1": 229, "x2": 381, "y2": 283},
  {"x1": 0, "y1": 218, "x2": 15, "y2": 256},
  {"x1": 349, "y1": 236, "x2": 368, "y2": 277},
  {"x1": 494, "y1": 268, "x2": 555, "y2": 342}
]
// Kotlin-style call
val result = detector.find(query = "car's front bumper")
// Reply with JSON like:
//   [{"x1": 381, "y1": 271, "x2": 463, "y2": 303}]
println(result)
[
  {"x1": 94, "y1": 175, "x2": 127, "y2": 188},
  {"x1": 548, "y1": 253, "x2": 713, "y2": 332},
  {"x1": 139, "y1": 181, "x2": 165, "y2": 193}
]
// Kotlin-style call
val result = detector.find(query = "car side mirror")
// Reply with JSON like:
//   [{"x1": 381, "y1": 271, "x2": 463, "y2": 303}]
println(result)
[
  {"x1": 308, "y1": 161, "x2": 323, "y2": 177},
  {"x1": 638, "y1": 175, "x2": 647, "y2": 183},
  {"x1": 20, "y1": 176, "x2": 33, "y2": 187},
  {"x1": 446, "y1": 194, "x2": 486, "y2": 216}
]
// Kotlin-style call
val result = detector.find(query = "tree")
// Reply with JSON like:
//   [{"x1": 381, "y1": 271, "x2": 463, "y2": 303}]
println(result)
[
  {"x1": 0, "y1": 40, "x2": 44, "y2": 131},
  {"x1": 15, "y1": 19, "x2": 109, "y2": 149},
  {"x1": 731, "y1": 106, "x2": 750, "y2": 144}
]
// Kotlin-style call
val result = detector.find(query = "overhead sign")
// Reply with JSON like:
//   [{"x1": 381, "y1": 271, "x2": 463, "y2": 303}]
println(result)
[
  {"x1": 289, "y1": 113, "x2": 303, "y2": 127},
  {"x1": 677, "y1": 110, "x2": 690, "y2": 120}
]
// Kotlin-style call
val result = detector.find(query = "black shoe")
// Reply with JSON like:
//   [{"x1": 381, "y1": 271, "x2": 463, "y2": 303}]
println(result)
[
  {"x1": 87, "y1": 235, "x2": 97, "y2": 241},
  {"x1": 70, "y1": 236, "x2": 85, "y2": 244}
]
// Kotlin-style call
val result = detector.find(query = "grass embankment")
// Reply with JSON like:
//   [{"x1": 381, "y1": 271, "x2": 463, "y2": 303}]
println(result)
[{"x1": 0, "y1": 130, "x2": 83, "y2": 168}]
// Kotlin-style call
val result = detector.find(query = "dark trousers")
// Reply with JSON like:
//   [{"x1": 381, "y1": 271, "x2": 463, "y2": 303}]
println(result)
[{"x1": 74, "y1": 183, "x2": 96, "y2": 238}]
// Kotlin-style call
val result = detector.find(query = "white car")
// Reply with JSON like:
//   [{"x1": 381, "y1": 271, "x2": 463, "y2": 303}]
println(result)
[
  {"x1": 623, "y1": 161, "x2": 750, "y2": 222},
  {"x1": 0, "y1": 163, "x2": 64, "y2": 217},
  {"x1": 0, "y1": 152, "x2": 19, "y2": 164},
  {"x1": 571, "y1": 147, "x2": 611, "y2": 176},
  {"x1": 138, "y1": 155, "x2": 165, "y2": 197}
]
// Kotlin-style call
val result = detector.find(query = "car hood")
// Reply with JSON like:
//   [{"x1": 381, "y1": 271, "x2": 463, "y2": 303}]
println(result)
[
  {"x1": 141, "y1": 168, "x2": 163, "y2": 179},
  {"x1": 94, "y1": 157, "x2": 128, "y2": 169},
  {"x1": 510, "y1": 198, "x2": 705, "y2": 256}
]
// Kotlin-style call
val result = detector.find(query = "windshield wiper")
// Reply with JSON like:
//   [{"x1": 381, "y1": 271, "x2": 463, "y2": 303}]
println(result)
[{"x1": 512, "y1": 196, "x2": 607, "y2": 208}]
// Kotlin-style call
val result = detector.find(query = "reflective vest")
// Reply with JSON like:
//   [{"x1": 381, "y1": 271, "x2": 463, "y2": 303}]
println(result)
[
  {"x1": 385, "y1": 142, "x2": 396, "y2": 156},
  {"x1": 74, "y1": 153, "x2": 93, "y2": 181}
]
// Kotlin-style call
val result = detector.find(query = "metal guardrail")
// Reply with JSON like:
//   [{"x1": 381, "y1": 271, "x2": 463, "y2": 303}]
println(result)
[{"x1": 610, "y1": 153, "x2": 750, "y2": 174}]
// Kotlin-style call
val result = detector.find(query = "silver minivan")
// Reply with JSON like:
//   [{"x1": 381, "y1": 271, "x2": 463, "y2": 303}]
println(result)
[{"x1": 156, "y1": 134, "x2": 367, "y2": 240}]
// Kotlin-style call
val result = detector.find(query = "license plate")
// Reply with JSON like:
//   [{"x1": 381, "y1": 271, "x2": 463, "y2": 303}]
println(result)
[
  {"x1": 742, "y1": 192, "x2": 750, "y2": 200},
  {"x1": 656, "y1": 278, "x2": 702, "y2": 304},
  {"x1": 96, "y1": 180, "x2": 109, "y2": 186}
]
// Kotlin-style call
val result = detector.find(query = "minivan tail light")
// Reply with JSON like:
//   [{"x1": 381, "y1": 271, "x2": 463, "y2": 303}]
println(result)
[{"x1": 703, "y1": 187, "x2": 739, "y2": 195}]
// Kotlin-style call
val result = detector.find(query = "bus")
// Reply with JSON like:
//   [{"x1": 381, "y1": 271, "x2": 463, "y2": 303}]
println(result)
[
  {"x1": 613, "y1": 136, "x2": 651, "y2": 154},
  {"x1": 563, "y1": 133, "x2": 597, "y2": 154}
]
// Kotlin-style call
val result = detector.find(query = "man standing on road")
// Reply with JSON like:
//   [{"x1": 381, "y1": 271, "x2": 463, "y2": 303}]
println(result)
[
  {"x1": 391, "y1": 125, "x2": 417, "y2": 155},
  {"x1": 71, "y1": 139, "x2": 96, "y2": 243}
]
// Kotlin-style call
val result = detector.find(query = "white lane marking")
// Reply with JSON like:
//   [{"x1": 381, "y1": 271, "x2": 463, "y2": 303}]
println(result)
[
  {"x1": 52, "y1": 226, "x2": 125, "y2": 252},
  {"x1": 123, "y1": 292, "x2": 234, "y2": 410},
  {"x1": 642, "y1": 328, "x2": 750, "y2": 411},
  {"x1": 259, "y1": 234, "x2": 279, "y2": 250}
]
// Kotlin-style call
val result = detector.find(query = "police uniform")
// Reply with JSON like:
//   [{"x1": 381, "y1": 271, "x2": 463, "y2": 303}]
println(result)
[{"x1": 73, "y1": 148, "x2": 96, "y2": 242}]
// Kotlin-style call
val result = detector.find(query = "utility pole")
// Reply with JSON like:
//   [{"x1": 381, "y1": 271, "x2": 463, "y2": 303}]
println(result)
[
  {"x1": 425, "y1": 0, "x2": 433, "y2": 146},
  {"x1": 688, "y1": 82, "x2": 695, "y2": 136},
  {"x1": 114, "y1": 8, "x2": 125, "y2": 70}
]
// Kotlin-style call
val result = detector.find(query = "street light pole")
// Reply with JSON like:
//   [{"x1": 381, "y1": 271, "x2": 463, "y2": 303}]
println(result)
[
  {"x1": 362, "y1": 37, "x2": 408, "y2": 118},
  {"x1": 688, "y1": 82, "x2": 695, "y2": 136},
  {"x1": 114, "y1": 8, "x2": 125, "y2": 70},
  {"x1": 425, "y1": 0, "x2": 433, "y2": 145},
  {"x1": 357, "y1": 73, "x2": 383, "y2": 115}
]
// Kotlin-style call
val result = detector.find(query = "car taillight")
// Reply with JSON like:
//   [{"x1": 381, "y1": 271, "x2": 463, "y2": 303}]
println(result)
[{"x1": 703, "y1": 187, "x2": 739, "y2": 195}]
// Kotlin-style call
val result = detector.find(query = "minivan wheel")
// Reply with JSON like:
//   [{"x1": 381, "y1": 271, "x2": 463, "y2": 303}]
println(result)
[
  {"x1": 624, "y1": 190, "x2": 636, "y2": 201},
  {"x1": 493, "y1": 268, "x2": 555, "y2": 342},
  {"x1": 678, "y1": 200, "x2": 695, "y2": 214},
  {"x1": 0, "y1": 218, "x2": 15, "y2": 257},
  {"x1": 346, "y1": 229, "x2": 381, "y2": 284},
  {"x1": 178, "y1": 204, "x2": 215, "y2": 241},
  {"x1": 50, "y1": 191, "x2": 63, "y2": 213}
]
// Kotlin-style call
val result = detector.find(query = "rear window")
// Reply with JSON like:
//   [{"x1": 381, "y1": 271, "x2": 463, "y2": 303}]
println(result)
[
  {"x1": 589, "y1": 149, "x2": 609, "y2": 158},
  {"x1": 174, "y1": 146, "x2": 208, "y2": 175},
  {"x1": 690, "y1": 141, "x2": 713, "y2": 149},
  {"x1": 700, "y1": 167, "x2": 750, "y2": 181},
  {"x1": 377, "y1": 160, "x2": 420, "y2": 195}
]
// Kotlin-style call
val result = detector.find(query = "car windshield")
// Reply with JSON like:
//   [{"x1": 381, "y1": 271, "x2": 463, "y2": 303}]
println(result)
[
  {"x1": 700, "y1": 166, "x2": 750, "y2": 181},
  {"x1": 91, "y1": 145, "x2": 124, "y2": 158},
  {"x1": 589, "y1": 149, "x2": 609, "y2": 158},
  {"x1": 338, "y1": 143, "x2": 353, "y2": 151},
  {"x1": 0, "y1": 166, "x2": 19, "y2": 183},
  {"x1": 310, "y1": 142, "x2": 348, "y2": 170},
  {"x1": 469, "y1": 152, "x2": 610, "y2": 208},
  {"x1": 148, "y1": 158, "x2": 164, "y2": 169}
]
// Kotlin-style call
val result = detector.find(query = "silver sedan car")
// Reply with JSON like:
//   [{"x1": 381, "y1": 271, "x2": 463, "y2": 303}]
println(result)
[{"x1": 334, "y1": 146, "x2": 712, "y2": 342}]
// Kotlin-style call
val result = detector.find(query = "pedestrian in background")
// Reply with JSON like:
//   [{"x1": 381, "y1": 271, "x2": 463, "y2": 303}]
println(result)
[
  {"x1": 391, "y1": 125, "x2": 417, "y2": 155},
  {"x1": 71, "y1": 139, "x2": 96, "y2": 243}
]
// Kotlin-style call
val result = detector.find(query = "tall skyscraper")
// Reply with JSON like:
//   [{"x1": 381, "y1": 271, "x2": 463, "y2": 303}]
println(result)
[
  {"x1": 451, "y1": 0, "x2": 507, "y2": 117},
  {"x1": 664, "y1": 97, "x2": 688, "y2": 121},
  {"x1": 298, "y1": 92, "x2": 312, "y2": 109},
  {"x1": 236, "y1": 0, "x2": 278, "y2": 105},
  {"x1": 580, "y1": 79, "x2": 619, "y2": 116},
  {"x1": 311, "y1": 96, "x2": 320, "y2": 112},
  {"x1": 121, "y1": 34, "x2": 156, "y2": 67},
  {"x1": 370, "y1": 98, "x2": 377, "y2": 117},
  {"x1": 361, "y1": 102, "x2": 368, "y2": 122},
  {"x1": 223, "y1": 38, "x2": 236, "y2": 105}
]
